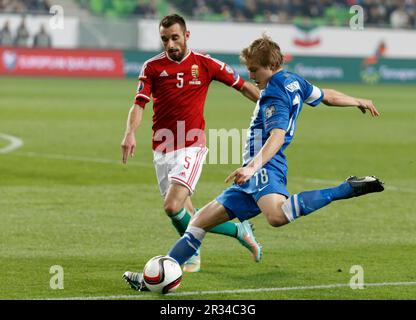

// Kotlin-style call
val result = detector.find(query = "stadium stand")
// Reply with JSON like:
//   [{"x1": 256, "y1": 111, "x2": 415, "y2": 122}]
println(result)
[
  {"x1": 0, "y1": 0, "x2": 51, "y2": 13},
  {"x1": 73, "y1": 0, "x2": 415, "y2": 29},
  {"x1": 1, "y1": 0, "x2": 413, "y2": 29},
  {"x1": 170, "y1": 0, "x2": 416, "y2": 28},
  {"x1": 76, "y1": 0, "x2": 167, "y2": 18}
]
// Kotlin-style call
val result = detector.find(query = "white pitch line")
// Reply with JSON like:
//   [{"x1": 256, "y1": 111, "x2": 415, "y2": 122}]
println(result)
[
  {"x1": 44, "y1": 281, "x2": 416, "y2": 300},
  {"x1": 9, "y1": 151, "x2": 154, "y2": 168},
  {"x1": 4, "y1": 151, "x2": 416, "y2": 194},
  {"x1": 0, "y1": 133, "x2": 23, "y2": 154}
]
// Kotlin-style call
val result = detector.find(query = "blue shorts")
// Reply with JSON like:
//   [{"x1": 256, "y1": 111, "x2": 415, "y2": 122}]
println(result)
[{"x1": 216, "y1": 168, "x2": 290, "y2": 222}]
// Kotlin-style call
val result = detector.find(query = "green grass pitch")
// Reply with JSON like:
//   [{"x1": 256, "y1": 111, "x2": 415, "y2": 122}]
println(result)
[{"x1": 0, "y1": 76, "x2": 415, "y2": 300}]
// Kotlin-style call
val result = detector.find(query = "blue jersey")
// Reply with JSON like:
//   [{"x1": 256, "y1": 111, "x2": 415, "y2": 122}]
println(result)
[
  {"x1": 242, "y1": 69, "x2": 324, "y2": 178},
  {"x1": 217, "y1": 70, "x2": 324, "y2": 221}
]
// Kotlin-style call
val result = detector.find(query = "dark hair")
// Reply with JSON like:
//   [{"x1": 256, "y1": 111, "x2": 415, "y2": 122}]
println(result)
[{"x1": 159, "y1": 14, "x2": 187, "y2": 31}]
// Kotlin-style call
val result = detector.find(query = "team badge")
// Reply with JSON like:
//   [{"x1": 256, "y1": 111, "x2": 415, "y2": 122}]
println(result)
[
  {"x1": 191, "y1": 64, "x2": 199, "y2": 78},
  {"x1": 225, "y1": 65, "x2": 234, "y2": 74},
  {"x1": 265, "y1": 105, "x2": 276, "y2": 119},
  {"x1": 189, "y1": 64, "x2": 201, "y2": 85}
]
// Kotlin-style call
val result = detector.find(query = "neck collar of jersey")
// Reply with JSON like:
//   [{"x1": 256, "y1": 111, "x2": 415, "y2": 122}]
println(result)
[{"x1": 165, "y1": 49, "x2": 192, "y2": 64}]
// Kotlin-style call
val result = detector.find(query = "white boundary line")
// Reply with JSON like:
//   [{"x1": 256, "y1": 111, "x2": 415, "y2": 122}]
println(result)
[
  {"x1": 5, "y1": 151, "x2": 415, "y2": 194},
  {"x1": 0, "y1": 133, "x2": 23, "y2": 154},
  {"x1": 3, "y1": 150, "x2": 415, "y2": 299},
  {"x1": 7, "y1": 151, "x2": 154, "y2": 168},
  {"x1": 44, "y1": 281, "x2": 416, "y2": 300}
]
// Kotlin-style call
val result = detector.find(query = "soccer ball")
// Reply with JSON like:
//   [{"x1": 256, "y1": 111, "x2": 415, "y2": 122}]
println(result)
[{"x1": 143, "y1": 255, "x2": 182, "y2": 294}]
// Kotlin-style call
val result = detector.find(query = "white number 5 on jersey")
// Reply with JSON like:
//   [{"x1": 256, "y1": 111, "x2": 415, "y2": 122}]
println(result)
[{"x1": 176, "y1": 73, "x2": 184, "y2": 88}]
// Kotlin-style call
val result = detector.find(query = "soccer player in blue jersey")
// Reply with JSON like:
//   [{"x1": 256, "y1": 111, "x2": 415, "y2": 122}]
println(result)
[{"x1": 130, "y1": 35, "x2": 384, "y2": 291}]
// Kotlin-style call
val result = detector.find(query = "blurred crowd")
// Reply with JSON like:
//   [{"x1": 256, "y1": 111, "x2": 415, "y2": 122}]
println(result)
[
  {"x1": 84, "y1": 0, "x2": 415, "y2": 29},
  {"x1": 0, "y1": 17, "x2": 52, "y2": 47},
  {"x1": 172, "y1": 0, "x2": 416, "y2": 28},
  {"x1": 76, "y1": 0, "x2": 159, "y2": 18},
  {"x1": 0, "y1": 0, "x2": 415, "y2": 29},
  {"x1": 0, "y1": 0, "x2": 50, "y2": 13}
]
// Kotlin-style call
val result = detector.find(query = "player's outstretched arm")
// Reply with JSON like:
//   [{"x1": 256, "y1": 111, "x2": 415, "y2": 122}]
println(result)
[
  {"x1": 240, "y1": 81, "x2": 260, "y2": 103},
  {"x1": 121, "y1": 104, "x2": 144, "y2": 164},
  {"x1": 322, "y1": 88, "x2": 380, "y2": 117}
]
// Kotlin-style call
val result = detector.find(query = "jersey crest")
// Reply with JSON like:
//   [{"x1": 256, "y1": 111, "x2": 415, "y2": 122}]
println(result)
[{"x1": 189, "y1": 64, "x2": 201, "y2": 85}]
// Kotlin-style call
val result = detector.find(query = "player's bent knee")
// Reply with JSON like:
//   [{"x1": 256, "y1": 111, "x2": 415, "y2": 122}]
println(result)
[
  {"x1": 164, "y1": 201, "x2": 182, "y2": 216},
  {"x1": 265, "y1": 211, "x2": 288, "y2": 227}
]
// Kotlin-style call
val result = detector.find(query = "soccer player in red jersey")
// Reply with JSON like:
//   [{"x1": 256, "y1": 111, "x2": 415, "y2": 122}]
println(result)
[{"x1": 121, "y1": 14, "x2": 261, "y2": 285}]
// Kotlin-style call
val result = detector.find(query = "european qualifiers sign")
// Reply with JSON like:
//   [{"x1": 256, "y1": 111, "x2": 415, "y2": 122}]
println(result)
[{"x1": 0, "y1": 48, "x2": 124, "y2": 78}]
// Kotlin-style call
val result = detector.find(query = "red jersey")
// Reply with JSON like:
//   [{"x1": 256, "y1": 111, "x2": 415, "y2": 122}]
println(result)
[{"x1": 134, "y1": 50, "x2": 245, "y2": 152}]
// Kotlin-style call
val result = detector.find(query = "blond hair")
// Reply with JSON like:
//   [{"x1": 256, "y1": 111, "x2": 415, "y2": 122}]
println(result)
[{"x1": 240, "y1": 34, "x2": 284, "y2": 71}]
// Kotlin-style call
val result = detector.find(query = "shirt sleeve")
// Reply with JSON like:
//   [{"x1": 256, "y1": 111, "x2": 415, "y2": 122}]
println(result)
[
  {"x1": 206, "y1": 56, "x2": 244, "y2": 91},
  {"x1": 261, "y1": 98, "x2": 291, "y2": 135},
  {"x1": 133, "y1": 62, "x2": 153, "y2": 108},
  {"x1": 302, "y1": 79, "x2": 324, "y2": 107}
]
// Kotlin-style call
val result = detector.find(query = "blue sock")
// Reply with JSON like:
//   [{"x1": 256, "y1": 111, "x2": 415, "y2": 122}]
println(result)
[
  {"x1": 282, "y1": 182, "x2": 354, "y2": 221},
  {"x1": 168, "y1": 231, "x2": 202, "y2": 265}
]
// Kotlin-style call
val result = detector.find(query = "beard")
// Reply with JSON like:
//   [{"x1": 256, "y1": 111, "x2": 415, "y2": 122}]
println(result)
[{"x1": 168, "y1": 47, "x2": 185, "y2": 61}]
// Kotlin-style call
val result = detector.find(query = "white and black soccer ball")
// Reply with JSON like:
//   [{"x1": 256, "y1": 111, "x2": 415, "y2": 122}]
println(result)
[{"x1": 143, "y1": 255, "x2": 182, "y2": 294}]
